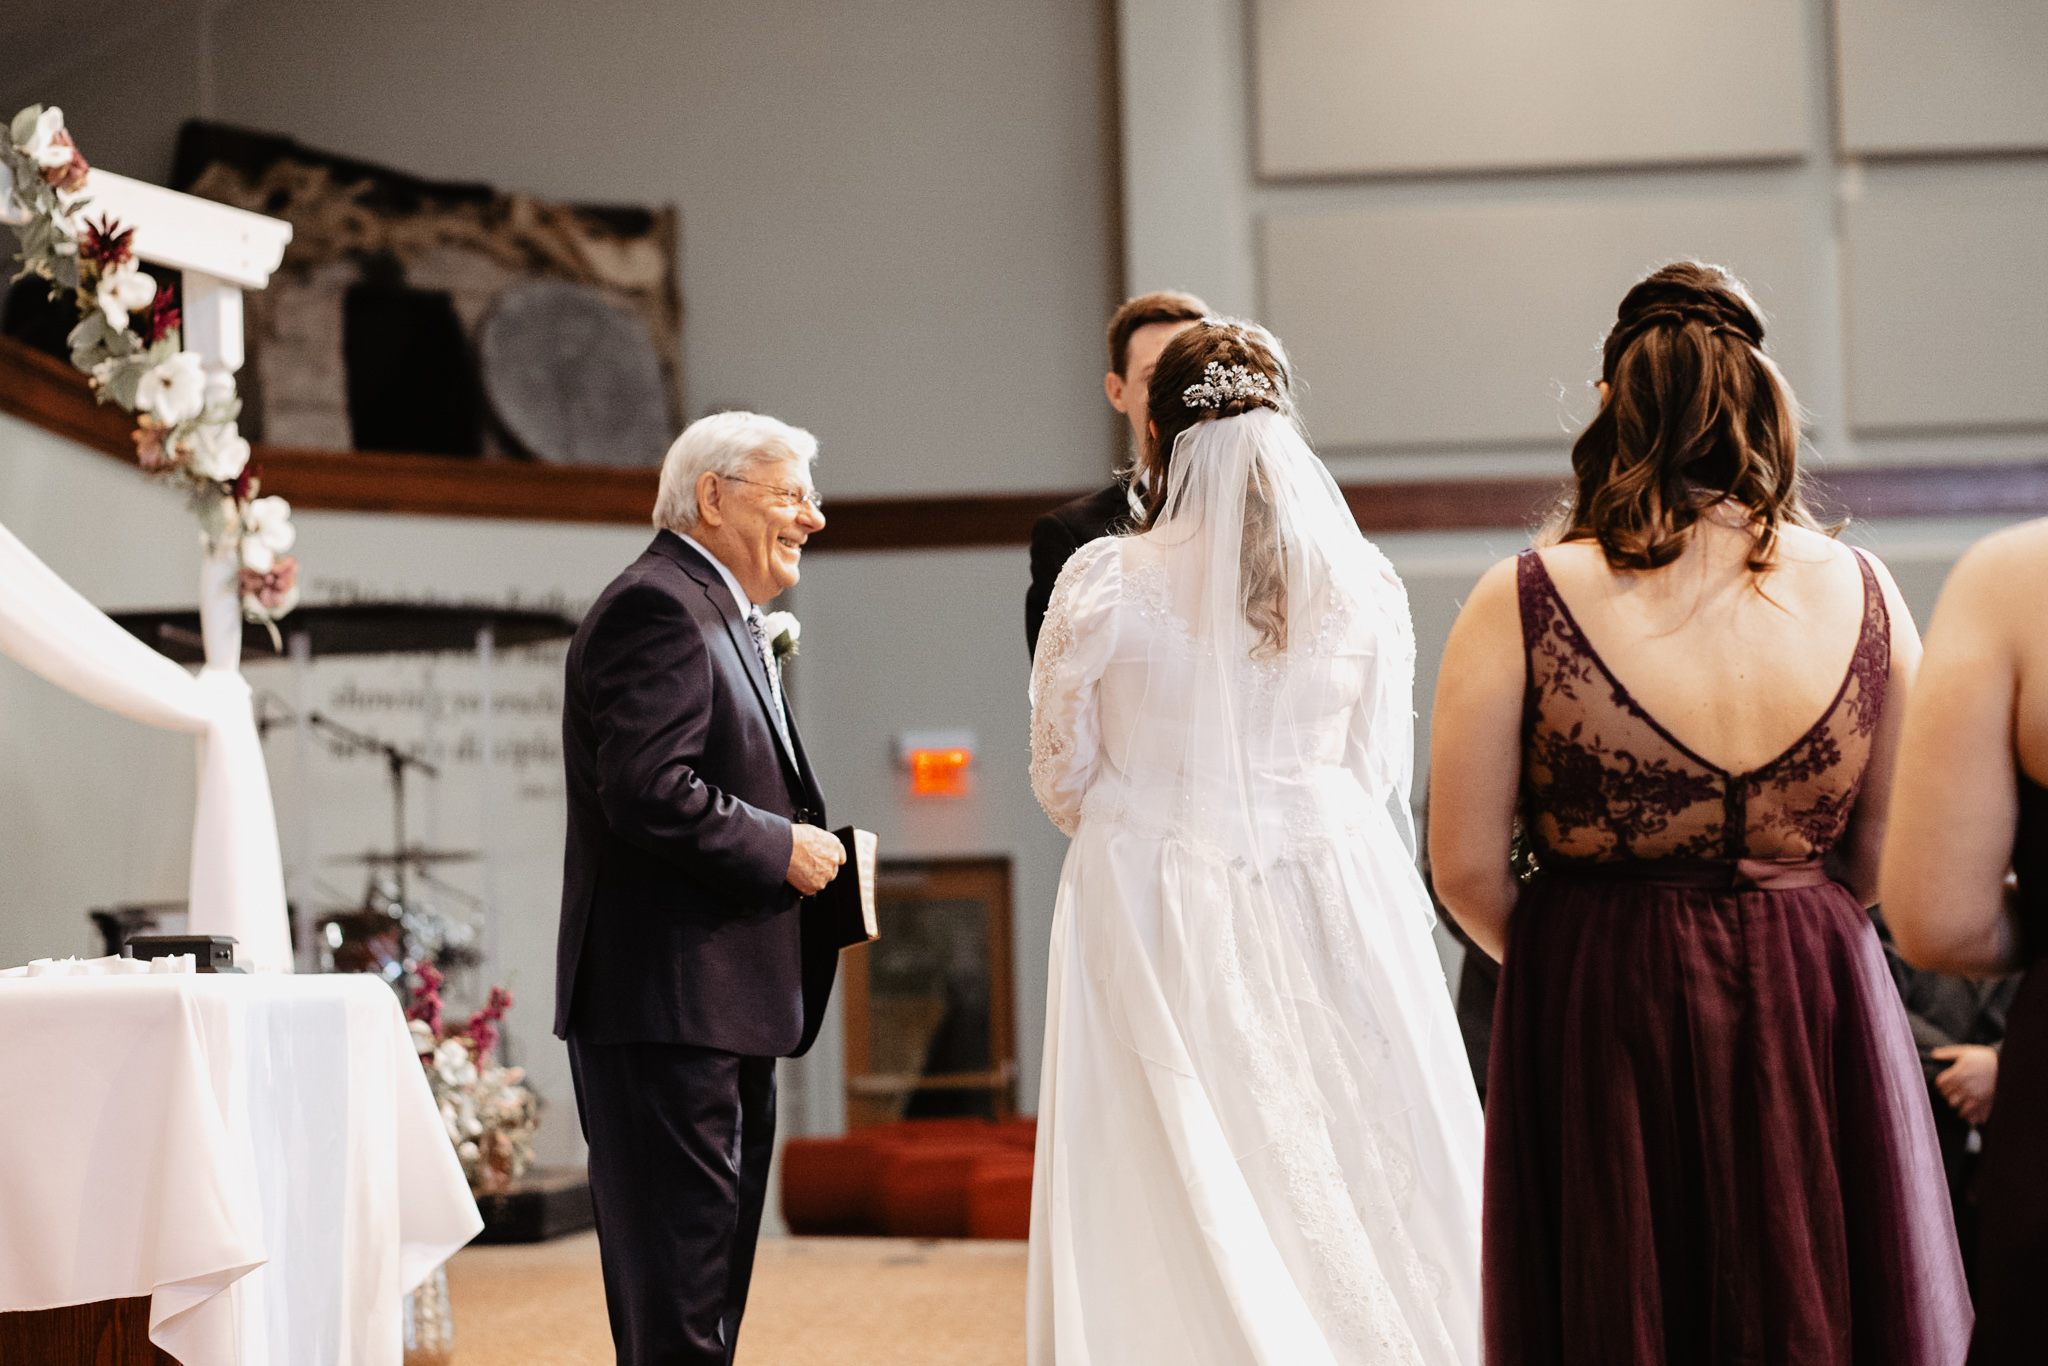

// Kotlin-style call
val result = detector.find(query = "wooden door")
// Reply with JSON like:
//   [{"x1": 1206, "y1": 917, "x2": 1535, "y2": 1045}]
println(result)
[{"x1": 839, "y1": 857, "x2": 1016, "y2": 1129}]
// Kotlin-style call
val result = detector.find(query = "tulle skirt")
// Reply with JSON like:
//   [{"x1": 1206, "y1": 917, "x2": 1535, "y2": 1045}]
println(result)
[
  {"x1": 1484, "y1": 864, "x2": 1973, "y2": 1365},
  {"x1": 1026, "y1": 801, "x2": 1483, "y2": 1366}
]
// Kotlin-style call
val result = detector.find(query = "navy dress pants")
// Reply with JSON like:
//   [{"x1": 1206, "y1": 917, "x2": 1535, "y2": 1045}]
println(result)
[{"x1": 567, "y1": 1037, "x2": 777, "y2": 1366}]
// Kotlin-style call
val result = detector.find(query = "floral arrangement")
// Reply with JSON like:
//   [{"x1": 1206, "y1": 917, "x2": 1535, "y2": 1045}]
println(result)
[
  {"x1": 2, "y1": 105, "x2": 299, "y2": 634},
  {"x1": 406, "y1": 963, "x2": 540, "y2": 1194}
]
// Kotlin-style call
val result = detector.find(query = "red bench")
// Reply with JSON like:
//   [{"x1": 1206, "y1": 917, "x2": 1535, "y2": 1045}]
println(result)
[{"x1": 781, "y1": 1118, "x2": 1037, "y2": 1239}]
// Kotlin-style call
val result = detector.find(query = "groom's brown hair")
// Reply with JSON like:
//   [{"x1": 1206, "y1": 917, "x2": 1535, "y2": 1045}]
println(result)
[{"x1": 1107, "y1": 290, "x2": 1210, "y2": 379}]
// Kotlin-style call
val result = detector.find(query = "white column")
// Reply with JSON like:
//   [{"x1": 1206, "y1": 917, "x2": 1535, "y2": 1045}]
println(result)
[{"x1": 180, "y1": 267, "x2": 245, "y2": 405}]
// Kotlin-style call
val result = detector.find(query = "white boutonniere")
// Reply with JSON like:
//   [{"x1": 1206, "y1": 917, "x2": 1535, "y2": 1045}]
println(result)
[{"x1": 761, "y1": 611, "x2": 800, "y2": 664}]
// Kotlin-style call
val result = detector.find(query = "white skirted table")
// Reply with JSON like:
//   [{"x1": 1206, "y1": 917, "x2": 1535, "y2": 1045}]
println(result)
[{"x1": 0, "y1": 972, "x2": 483, "y2": 1365}]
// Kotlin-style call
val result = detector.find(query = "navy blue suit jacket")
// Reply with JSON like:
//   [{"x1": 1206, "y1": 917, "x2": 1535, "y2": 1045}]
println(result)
[{"x1": 554, "y1": 531, "x2": 836, "y2": 1057}]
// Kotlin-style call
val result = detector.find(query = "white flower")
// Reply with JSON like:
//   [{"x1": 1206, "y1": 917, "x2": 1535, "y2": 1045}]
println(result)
[
  {"x1": 187, "y1": 422, "x2": 250, "y2": 483},
  {"x1": 434, "y1": 1036, "x2": 478, "y2": 1089},
  {"x1": 134, "y1": 351, "x2": 205, "y2": 425},
  {"x1": 238, "y1": 495, "x2": 296, "y2": 573},
  {"x1": 408, "y1": 1018, "x2": 435, "y2": 1056},
  {"x1": 95, "y1": 263, "x2": 156, "y2": 331},
  {"x1": 23, "y1": 107, "x2": 72, "y2": 170},
  {"x1": 761, "y1": 610, "x2": 800, "y2": 661}
]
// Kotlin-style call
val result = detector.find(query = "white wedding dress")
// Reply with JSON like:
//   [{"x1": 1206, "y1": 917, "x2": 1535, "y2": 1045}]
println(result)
[{"x1": 1025, "y1": 409, "x2": 1482, "y2": 1366}]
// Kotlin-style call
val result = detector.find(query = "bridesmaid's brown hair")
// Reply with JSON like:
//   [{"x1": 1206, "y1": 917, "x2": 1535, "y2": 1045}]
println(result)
[{"x1": 1559, "y1": 261, "x2": 1822, "y2": 572}]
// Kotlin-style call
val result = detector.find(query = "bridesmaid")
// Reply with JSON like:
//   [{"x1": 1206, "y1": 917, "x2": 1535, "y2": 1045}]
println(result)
[
  {"x1": 1429, "y1": 261, "x2": 1971, "y2": 1364},
  {"x1": 1883, "y1": 519, "x2": 2048, "y2": 1364}
]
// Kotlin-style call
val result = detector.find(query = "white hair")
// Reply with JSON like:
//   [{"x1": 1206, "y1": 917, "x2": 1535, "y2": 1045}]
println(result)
[{"x1": 653, "y1": 410, "x2": 819, "y2": 533}]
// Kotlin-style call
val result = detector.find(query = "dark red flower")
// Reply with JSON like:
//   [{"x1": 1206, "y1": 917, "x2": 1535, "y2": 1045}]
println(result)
[
  {"x1": 144, "y1": 283, "x2": 180, "y2": 345},
  {"x1": 80, "y1": 214, "x2": 134, "y2": 269},
  {"x1": 464, "y1": 985, "x2": 515, "y2": 1064},
  {"x1": 230, "y1": 461, "x2": 262, "y2": 504},
  {"x1": 407, "y1": 961, "x2": 446, "y2": 1037}
]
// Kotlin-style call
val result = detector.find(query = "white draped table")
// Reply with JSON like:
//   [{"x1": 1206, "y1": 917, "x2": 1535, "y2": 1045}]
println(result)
[{"x1": 0, "y1": 973, "x2": 483, "y2": 1365}]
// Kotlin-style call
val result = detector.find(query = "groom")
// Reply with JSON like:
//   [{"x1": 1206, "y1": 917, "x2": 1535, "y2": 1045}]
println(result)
[
  {"x1": 555, "y1": 410, "x2": 845, "y2": 1365},
  {"x1": 1024, "y1": 288, "x2": 1208, "y2": 654}
]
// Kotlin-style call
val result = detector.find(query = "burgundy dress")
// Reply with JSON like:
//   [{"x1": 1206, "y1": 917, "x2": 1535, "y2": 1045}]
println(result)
[
  {"x1": 1967, "y1": 775, "x2": 2048, "y2": 1363},
  {"x1": 1484, "y1": 549, "x2": 1972, "y2": 1366}
]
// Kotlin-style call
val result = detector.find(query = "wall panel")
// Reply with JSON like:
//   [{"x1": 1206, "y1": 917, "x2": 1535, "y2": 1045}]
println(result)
[
  {"x1": 1841, "y1": 164, "x2": 2048, "y2": 434},
  {"x1": 1837, "y1": 0, "x2": 2048, "y2": 155},
  {"x1": 1253, "y1": 0, "x2": 1809, "y2": 178},
  {"x1": 1264, "y1": 194, "x2": 1813, "y2": 450}
]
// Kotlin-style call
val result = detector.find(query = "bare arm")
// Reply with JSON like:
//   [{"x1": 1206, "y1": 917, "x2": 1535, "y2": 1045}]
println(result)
[
  {"x1": 1881, "y1": 534, "x2": 2026, "y2": 974},
  {"x1": 1836, "y1": 553, "x2": 1923, "y2": 904},
  {"x1": 1428, "y1": 557, "x2": 1526, "y2": 962}
]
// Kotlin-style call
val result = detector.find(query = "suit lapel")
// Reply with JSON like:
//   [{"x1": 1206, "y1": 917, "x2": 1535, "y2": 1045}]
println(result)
[{"x1": 654, "y1": 533, "x2": 806, "y2": 787}]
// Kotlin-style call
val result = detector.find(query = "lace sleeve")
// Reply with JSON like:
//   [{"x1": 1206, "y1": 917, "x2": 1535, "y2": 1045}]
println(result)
[{"x1": 1028, "y1": 537, "x2": 1122, "y2": 836}]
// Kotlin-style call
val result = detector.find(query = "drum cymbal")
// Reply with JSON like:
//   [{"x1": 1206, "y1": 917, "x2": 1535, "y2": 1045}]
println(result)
[{"x1": 328, "y1": 848, "x2": 481, "y2": 866}]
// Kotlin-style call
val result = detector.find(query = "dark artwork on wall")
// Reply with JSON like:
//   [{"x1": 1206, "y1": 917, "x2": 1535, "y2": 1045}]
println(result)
[
  {"x1": 172, "y1": 120, "x2": 683, "y2": 465},
  {"x1": 342, "y1": 255, "x2": 483, "y2": 457}
]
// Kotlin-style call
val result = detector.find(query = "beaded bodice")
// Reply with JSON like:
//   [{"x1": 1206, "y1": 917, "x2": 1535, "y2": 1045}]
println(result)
[{"x1": 1517, "y1": 548, "x2": 1889, "y2": 866}]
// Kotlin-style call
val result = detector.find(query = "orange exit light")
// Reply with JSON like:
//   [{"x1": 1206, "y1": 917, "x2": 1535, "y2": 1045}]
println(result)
[{"x1": 907, "y1": 747, "x2": 972, "y2": 797}]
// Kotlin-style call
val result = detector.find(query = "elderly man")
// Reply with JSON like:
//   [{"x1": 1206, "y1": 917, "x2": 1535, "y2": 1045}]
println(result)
[{"x1": 556, "y1": 410, "x2": 844, "y2": 1365}]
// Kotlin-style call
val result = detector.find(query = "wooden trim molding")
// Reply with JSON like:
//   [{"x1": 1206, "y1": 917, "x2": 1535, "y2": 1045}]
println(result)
[{"x1": 6, "y1": 334, "x2": 2048, "y2": 548}]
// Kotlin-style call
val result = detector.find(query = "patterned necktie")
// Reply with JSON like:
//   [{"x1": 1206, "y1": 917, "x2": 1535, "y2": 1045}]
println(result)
[{"x1": 746, "y1": 607, "x2": 793, "y2": 751}]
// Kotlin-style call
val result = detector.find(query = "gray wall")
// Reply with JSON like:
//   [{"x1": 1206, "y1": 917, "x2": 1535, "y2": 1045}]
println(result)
[
  {"x1": 3, "y1": 0, "x2": 1124, "y2": 496},
  {"x1": 1124, "y1": 0, "x2": 2048, "y2": 481}
]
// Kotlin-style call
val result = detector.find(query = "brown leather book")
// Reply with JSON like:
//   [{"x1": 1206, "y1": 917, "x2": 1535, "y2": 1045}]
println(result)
[{"x1": 816, "y1": 826, "x2": 879, "y2": 949}]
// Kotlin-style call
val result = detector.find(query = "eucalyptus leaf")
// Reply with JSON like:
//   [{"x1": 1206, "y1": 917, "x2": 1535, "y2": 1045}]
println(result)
[
  {"x1": 102, "y1": 355, "x2": 150, "y2": 410},
  {"x1": 9, "y1": 106, "x2": 42, "y2": 147}
]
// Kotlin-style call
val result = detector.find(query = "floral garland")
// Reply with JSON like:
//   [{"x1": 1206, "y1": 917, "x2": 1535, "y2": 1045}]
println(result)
[{"x1": 2, "y1": 105, "x2": 298, "y2": 633}]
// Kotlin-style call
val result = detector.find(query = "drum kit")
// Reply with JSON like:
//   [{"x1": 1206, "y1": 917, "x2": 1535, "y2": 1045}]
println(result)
[{"x1": 296, "y1": 709, "x2": 489, "y2": 991}]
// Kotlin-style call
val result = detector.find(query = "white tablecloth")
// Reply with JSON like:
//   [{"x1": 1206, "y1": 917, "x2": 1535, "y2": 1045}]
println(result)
[{"x1": 0, "y1": 973, "x2": 484, "y2": 1365}]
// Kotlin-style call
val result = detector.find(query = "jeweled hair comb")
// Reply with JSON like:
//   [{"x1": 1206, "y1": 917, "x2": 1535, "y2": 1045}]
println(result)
[{"x1": 1182, "y1": 361, "x2": 1275, "y2": 410}]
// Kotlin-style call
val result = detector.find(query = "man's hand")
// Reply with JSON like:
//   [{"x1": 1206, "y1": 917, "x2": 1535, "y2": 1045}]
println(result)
[
  {"x1": 786, "y1": 823, "x2": 846, "y2": 895},
  {"x1": 1932, "y1": 1044, "x2": 1999, "y2": 1126}
]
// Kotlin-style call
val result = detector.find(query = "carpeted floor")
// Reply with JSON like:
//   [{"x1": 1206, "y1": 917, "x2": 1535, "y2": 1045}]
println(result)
[{"x1": 445, "y1": 1233, "x2": 1026, "y2": 1365}]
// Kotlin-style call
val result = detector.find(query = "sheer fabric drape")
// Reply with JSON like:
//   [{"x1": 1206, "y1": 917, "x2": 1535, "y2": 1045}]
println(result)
[{"x1": 0, "y1": 519, "x2": 289, "y2": 971}]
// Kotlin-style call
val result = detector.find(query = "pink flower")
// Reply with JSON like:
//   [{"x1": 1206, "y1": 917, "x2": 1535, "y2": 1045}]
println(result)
[
  {"x1": 239, "y1": 556, "x2": 297, "y2": 611},
  {"x1": 24, "y1": 111, "x2": 88, "y2": 193},
  {"x1": 131, "y1": 415, "x2": 167, "y2": 471}
]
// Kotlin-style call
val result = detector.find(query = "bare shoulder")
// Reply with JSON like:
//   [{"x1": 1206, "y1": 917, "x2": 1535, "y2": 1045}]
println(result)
[
  {"x1": 1462, "y1": 552, "x2": 1524, "y2": 614},
  {"x1": 1527, "y1": 538, "x2": 1604, "y2": 590},
  {"x1": 1446, "y1": 553, "x2": 1525, "y2": 651},
  {"x1": 1933, "y1": 517, "x2": 2048, "y2": 643},
  {"x1": 1947, "y1": 518, "x2": 2048, "y2": 599}
]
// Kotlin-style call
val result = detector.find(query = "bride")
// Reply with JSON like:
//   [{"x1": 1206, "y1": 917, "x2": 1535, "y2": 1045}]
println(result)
[{"x1": 1026, "y1": 318, "x2": 1482, "y2": 1365}]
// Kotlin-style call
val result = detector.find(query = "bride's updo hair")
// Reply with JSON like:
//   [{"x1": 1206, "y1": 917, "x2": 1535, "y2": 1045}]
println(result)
[
  {"x1": 1140, "y1": 317, "x2": 1298, "y2": 656},
  {"x1": 1558, "y1": 261, "x2": 1822, "y2": 572},
  {"x1": 1139, "y1": 317, "x2": 1294, "y2": 528}
]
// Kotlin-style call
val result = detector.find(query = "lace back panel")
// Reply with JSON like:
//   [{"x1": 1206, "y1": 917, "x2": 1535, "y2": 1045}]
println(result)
[{"x1": 1518, "y1": 548, "x2": 1889, "y2": 865}]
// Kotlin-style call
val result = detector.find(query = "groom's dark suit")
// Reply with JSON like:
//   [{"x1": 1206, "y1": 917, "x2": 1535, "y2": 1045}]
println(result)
[{"x1": 556, "y1": 530, "x2": 836, "y2": 1365}]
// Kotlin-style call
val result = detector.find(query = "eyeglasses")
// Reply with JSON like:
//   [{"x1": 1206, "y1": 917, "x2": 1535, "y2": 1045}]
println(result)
[{"x1": 721, "y1": 475, "x2": 824, "y2": 512}]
